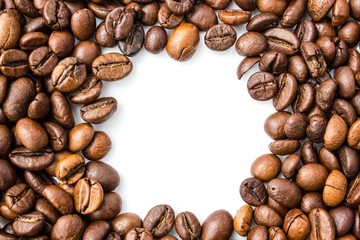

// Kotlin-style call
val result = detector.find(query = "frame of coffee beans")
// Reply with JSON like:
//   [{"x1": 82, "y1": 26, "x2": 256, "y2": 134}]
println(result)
[{"x1": 0, "y1": 0, "x2": 360, "y2": 239}]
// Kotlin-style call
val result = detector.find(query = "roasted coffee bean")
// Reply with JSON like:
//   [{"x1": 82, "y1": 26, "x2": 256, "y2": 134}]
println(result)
[
  {"x1": 19, "y1": 32, "x2": 49, "y2": 52},
  {"x1": 264, "y1": 111, "x2": 290, "y2": 140},
  {"x1": 253, "y1": 205, "x2": 283, "y2": 227},
  {"x1": 247, "y1": 225, "x2": 268, "y2": 240},
  {"x1": 273, "y1": 73, "x2": 298, "y2": 111},
  {"x1": 28, "y1": 92, "x2": 51, "y2": 120},
  {"x1": 324, "y1": 114, "x2": 348, "y2": 151},
  {"x1": 34, "y1": 197, "x2": 61, "y2": 224},
  {"x1": 246, "y1": 13, "x2": 279, "y2": 32},
  {"x1": 288, "y1": 55, "x2": 309, "y2": 83},
  {"x1": 204, "y1": 24, "x2": 237, "y2": 51},
  {"x1": 256, "y1": 0, "x2": 287, "y2": 16},
  {"x1": 0, "y1": 75, "x2": 7, "y2": 106},
  {"x1": 105, "y1": 7, "x2": 135, "y2": 41},
  {"x1": 55, "y1": 153, "x2": 85, "y2": 185},
  {"x1": 338, "y1": 20, "x2": 360, "y2": 48},
  {"x1": 307, "y1": 0, "x2": 335, "y2": 22},
  {"x1": 68, "y1": 75, "x2": 102, "y2": 105},
  {"x1": 46, "y1": 150, "x2": 73, "y2": 176},
  {"x1": 51, "y1": 214, "x2": 85, "y2": 240},
  {"x1": 269, "y1": 227, "x2": 286, "y2": 240},
  {"x1": 143, "y1": 204, "x2": 175, "y2": 238},
  {"x1": 73, "y1": 178, "x2": 104, "y2": 215},
  {"x1": 218, "y1": 10, "x2": 251, "y2": 26},
  {"x1": 338, "y1": 145, "x2": 360, "y2": 179},
  {"x1": 9, "y1": 147, "x2": 54, "y2": 171},
  {"x1": 233, "y1": 205, "x2": 252, "y2": 237},
  {"x1": 164, "y1": 0, "x2": 194, "y2": 15},
  {"x1": 234, "y1": 0, "x2": 256, "y2": 10},
  {"x1": 43, "y1": 122, "x2": 67, "y2": 152},
  {"x1": 125, "y1": 228, "x2": 153, "y2": 240},
  {"x1": 185, "y1": 3, "x2": 217, "y2": 31},
  {"x1": 166, "y1": 23, "x2": 199, "y2": 61},
  {"x1": 318, "y1": 146, "x2": 341, "y2": 172},
  {"x1": 300, "y1": 141, "x2": 317, "y2": 163},
  {"x1": 296, "y1": 163, "x2": 328, "y2": 191},
  {"x1": 0, "y1": 49, "x2": 29, "y2": 78},
  {"x1": 175, "y1": 211, "x2": 201, "y2": 240},
  {"x1": 92, "y1": 53, "x2": 132, "y2": 81},
  {"x1": 13, "y1": 0, "x2": 38, "y2": 17},
  {"x1": 240, "y1": 177, "x2": 267, "y2": 206},
  {"x1": 68, "y1": 123, "x2": 94, "y2": 152},
  {"x1": 332, "y1": 99, "x2": 357, "y2": 127},
  {"x1": 353, "y1": 210, "x2": 360, "y2": 238},
  {"x1": 71, "y1": 9, "x2": 96, "y2": 40},
  {"x1": 43, "y1": 0, "x2": 70, "y2": 30},
  {"x1": 347, "y1": 174, "x2": 360, "y2": 205},
  {"x1": 316, "y1": 79, "x2": 337, "y2": 112},
  {"x1": 236, "y1": 56, "x2": 261, "y2": 80},
  {"x1": 144, "y1": 26, "x2": 167, "y2": 54},
  {"x1": 332, "y1": 0, "x2": 350, "y2": 26},
  {"x1": 0, "y1": 159, "x2": 17, "y2": 190},
  {"x1": 281, "y1": 0, "x2": 307, "y2": 28},
  {"x1": 203, "y1": 0, "x2": 230, "y2": 9},
  {"x1": 83, "y1": 221, "x2": 111, "y2": 240},
  {"x1": 201, "y1": 209, "x2": 233, "y2": 240},
  {"x1": 251, "y1": 153, "x2": 281, "y2": 182},
  {"x1": 23, "y1": 16, "x2": 50, "y2": 34},
  {"x1": 247, "y1": 72, "x2": 277, "y2": 101},
  {"x1": 0, "y1": 203, "x2": 18, "y2": 220},
  {"x1": 15, "y1": 117, "x2": 48, "y2": 152},
  {"x1": 13, "y1": 211, "x2": 45, "y2": 237},
  {"x1": 300, "y1": 42, "x2": 327, "y2": 78},
  {"x1": 85, "y1": 161, "x2": 119, "y2": 192},
  {"x1": 309, "y1": 208, "x2": 336, "y2": 240},
  {"x1": 259, "y1": 50, "x2": 288, "y2": 75},
  {"x1": 235, "y1": 31, "x2": 267, "y2": 57},
  {"x1": 267, "y1": 196, "x2": 289, "y2": 218},
  {"x1": 80, "y1": 97, "x2": 117, "y2": 124},
  {"x1": 138, "y1": 2, "x2": 159, "y2": 26},
  {"x1": 87, "y1": 0, "x2": 120, "y2": 19},
  {"x1": 281, "y1": 153, "x2": 301, "y2": 179},
  {"x1": 119, "y1": 24, "x2": 144, "y2": 56},
  {"x1": 264, "y1": 28, "x2": 300, "y2": 55},
  {"x1": 50, "y1": 91, "x2": 75, "y2": 129},
  {"x1": 2, "y1": 77, "x2": 35, "y2": 122},
  {"x1": 0, "y1": 12, "x2": 21, "y2": 50},
  {"x1": 268, "y1": 139, "x2": 301, "y2": 155},
  {"x1": 157, "y1": 5, "x2": 184, "y2": 29},
  {"x1": 267, "y1": 178, "x2": 302, "y2": 208},
  {"x1": 28, "y1": 46, "x2": 57, "y2": 77},
  {"x1": 0, "y1": 125, "x2": 13, "y2": 157},
  {"x1": 5, "y1": 183, "x2": 35, "y2": 214},
  {"x1": 348, "y1": 119, "x2": 360, "y2": 149},
  {"x1": 294, "y1": 19, "x2": 318, "y2": 43},
  {"x1": 284, "y1": 113, "x2": 308, "y2": 140},
  {"x1": 95, "y1": 22, "x2": 117, "y2": 48},
  {"x1": 301, "y1": 192, "x2": 327, "y2": 215},
  {"x1": 323, "y1": 170, "x2": 347, "y2": 207},
  {"x1": 42, "y1": 184, "x2": 74, "y2": 214},
  {"x1": 329, "y1": 205, "x2": 354, "y2": 237},
  {"x1": 283, "y1": 208, "x2": 310, "y2": 240},
  {"x1": 111, "y1": 212, "x2": 142, "y2": 238},
  {"x1": 86, "y1": 191, "x2": 121, "y2": 222},
  {"x1": 72, "y1": 41, "x2": 101, "y2": 70},
  {"x1": 335, "y1": 66, "x2": 356, "y2": 99}
]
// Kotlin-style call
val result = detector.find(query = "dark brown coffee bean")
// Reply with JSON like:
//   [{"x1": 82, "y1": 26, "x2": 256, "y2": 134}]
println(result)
[
  {"x1": 138, "y1": 2, "x2": 159, "y2": 26},
  {"x1": 338, "y1": 145, "x2": 360, "y2": 179},
  {"x1": 85, "y1": 161, "x2": 119, "y2": 192},
  {"x1": 347, "y1": 173, "x2": 360, "y2": 205},
  {"x1": 0, "y1": 159, "x2": 17, "y2": 190},
  {"x1": 264, "y1": 111, "x2": 290, "y2": 140},
  {"x1": 318, "y1": 146, "x2": 341, "y2": 172},
  {"x1": 300, "y1": 141, "x2": 317, "y2": 164},
  {"x1": 82, "y1": 131, "x2": 111, "y2": 160},
  {"x1": 293, "y1": 84, "x2": 315, "y2": 114},
  {"x1": 43, "y1": 0, "x2": 70, "y2": 30},
  {"x1": 71, "y1": 8, "x2": 96, "y2": 40},
  {"x1": 73, "y1": 178, "x2": 104, "y2": 215},
  {"x1": 55, "y1": 153, "x2": 85, "y2": 185},
  {"x1": 251, "y1": 153, "x2": 281, "y2": 182},
  {"x1": 329, "y1": 205, "x2": 354, "y2": 237},
  {"x1": 68, "y1": 123, "x2": 94, "y2": 152},
  {"x1": 165, "y1": 0, "x2": 194, "y2": 15},
  {"x1": 34, "y1": 197, "x2": 61, "y2": 224},
  {"x1": 281, "y1": 153, "x2": 301, "y2": 179},
  {"x1": 294, "y1": 19, "x2": 318, "y2": 43},
  {"x1": 144, "y1": 26, "x2": 167, "y2": 54},
  {"x1": 5, "y1": 183, "x2": 35, "y2": 214},
  {"x1": 23, "y1": 16, "x2": 50, "y2": 34},
  {"x1": 257, "y1": 0, "x2": 287, "y2": 16},
  {"x1": 324, "y1": 114, "x2": 348, "y2": 151},
  {"x1": 87, "y1": 0, "x2": 120, "y2": 19},
  {"x1": 119, "y1": 24, "x2": 144, "y2": 56},
  {"x1": 0, "y1": 12, "x2": 21, "y2": 50},
  {"x1": 203, "y1": 0, "x2": 230, "y2": 9},
  {"x1": 201, "y1": 209, "x2": 233, "y2": 240},
  {"x1": 111, "y1": 212, "x2": 142, "y2": 238},
  {"x1": 204, "y1": 24, "x2": 236, "y2": 52},
  {"x1": 185, "y1": 3, "x2": 217, "y2": 31},
  {"x1": 281, "y1": 0, "x2": 307, "y2": 27},
  {"x1": 283, "y1": 208, "x2": 310, "y2": 240},
  {"x1": 0, "y1": 49, "x2": 29, "y2": 78},
  {"x1": 28, "y1": 92, "x2": 51, "y2": 120},
  {"x1": 248, "y1": 225, "x2": 268, "y2": 240},
  {"x1": 166, "y1": 23, "x2": 199, "y2": 61},
  {"x1": 335, "y1": 66, "x2": 356, "y2": 99},
  {"x1": 254, "y1": 205, "x2": 283, "y2": 227},
  {"x1": 0, "y1": 125, "x2": 13, "y2": 158},
  {"x1": 218, "y1": 10, "x2": 251, "y2": 26},
  {"x1": 300, "y1": 42, "x2": 327, "y2": 78},
  {"x1": 83, "y1": 221, "x2": 111, "y2": 240},
  {"x1": 323, "y1": 170, "x2": 347, "y2": 207},
  {"x1": 332, "y1": 98, "x2": 357, "y2": 127},
  {"x1": 288, "y1": 55, "x2": 309, "y2": 83},
  {"x1": 353, "y1": 210, "x2": 360, "y2": 238},
  {"x1": 28, "y1": 46, "x2": 58, "y2": 77},
  {"x1": 174, "y1": 211, "x2": 201, "y2": 240},
  {"x1": 143, "y1": 204, "x2": 175, "y2": 238},
  {"x1": 80, "y1": 97, "x2": 117, "y2": 124},
  {"x1": 15, "y1": 117, "x2": 48, "y2": 152},
  {"x1": 332, "y1": 0, "x2": 350, "y2": 26},
  {"x1": 269, "y1": 139, "x2": 301, "y2": 155},
  {"x1": 89, "y1": 192, "x2": 122, "y2": 222},
  {"x1": 316, "y1": 79, "x2": 337, "y2": 112},
  {"x1": 158, "y1": 5, "x2": 184, "y2": 29},
  {"x1": 43, "y1": 121, "x2": 67, "y2": 152},
  {"x1": 95, "y1": 22, "x2": 117, "y2": 48},
  {"x1": 48, "y1": 30, "x2": 74, "y2": 59},
  {"x1": 284, "y1": 113, "x2": 308, "y2": 140},
  {"x1": 19, "y1": 32, "x2": 48, "y2": 52},
  {"x1": 72, "y1": 41, "x2": 101, "y2": 70},
  {"x1": 246, "y1": 13, "x2": 279, "y2": 32},
  {"x1": 234, "y1": 0, "x2": 256, "y2": 10},
  {"x1": 247, "y1": 72, "x2": 277, "y2": 101},
  {"x1": 264, "y1": 28, "x2": 300, "y2": 55},
  {"x1": 240, "y1": 177, "x2": 267, "y2": 206},
  {"x1": 0, "y1": 203, "x2": 18, "y2": 221},
  {"x1": 92, "y1": 53, "x2": 132, "y2": 81},
  {"x1": 309, "y1": 208, "x2": 336, "y2": 240},
  {"x1": 273, "y1": 73, "x2": 297, "y2": 111},
  {"x1": 267, "y1": 178, "x2": 302, "y2": 208},
  {"x1": 235, "y1": 31, "x2": 267, "y2": 57},
  {"x1": 125, "y1": 228, "x2": 154, "y2": 240},
  {"x1": 301, "y1": 192, "x2": 327, "y2": 215},
  {"x1": 105, "y1": 7, "x2": 135, "y2": 41},
  {"x1": 9, "y1": 147, "x2": 54, "y2": 171},
  {"x1": 296, "y1": 163, "x2": 328, "y2": 191},
  {"x1": 237, "y1": 57, "x2": 260, "y2": 80},
  {"x1": 68, "y1": 75, "x2": 102, "y2": 105},
  {"x1": 50, "y1": 91, "x2": 75, "y2": 129},
  {"x1": 12, "y1": 211, "x2": 45, "y2": 237},
  {"x1": 307, "y1": 0, "x2": 335, "y2": 22},
  {"x1": 51, "y1": 214, "x2": 85, "y2": 240},
  {"x1": 338, "y1": 20, "x2": 360, "y2": 48},
  {"x1": 42, "y1": 184, "x2": 74, "y2": 215},
  {"x1": 259, "y1": 50, "x2": 288, "y2": 75}
]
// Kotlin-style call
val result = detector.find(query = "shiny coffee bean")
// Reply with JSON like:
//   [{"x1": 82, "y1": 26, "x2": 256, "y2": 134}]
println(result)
[
  {"x1": 51, "y1": 214, "x2": 85, "y2": 240},
  {"x1": 246, "y1": 13, "x2": 279, "y2": 32},
  {"x1": 13, "y1": 211, "x2": 45, "y2": 237},
  {"x1": 68, "y1": 123, "x2": 94, "y2": 152},
  {"x1": 309, "y1": 208, "x2": 336, "y2": 240},
  {"x1": 247, "y1": 72, "x2": 277, "y2": 101},
  {"x1": 204, "y1": 24, "x2": 236, "y2": 51},
  {"x1": 111, "y1": 212, "x2": 142, "y2": 238},
  {"x1": 283, "y1": 208, "x2": 310, "y2": 240},
  {"x1": 74, "y1": 178, "x2": 104, "y2": 215},
  {"x1": 80, "y1": 97, "x2": 117, "y2": 124},
  {"x1": 240, "y1": 177, "x2": 267, "y2": 206},
  {"x1": 9, "y1": 147, "x2": 54, "y2": 171},
  {"x1": 143, "y1": 204, "x2": 175, "y2": 238},
  {"x1": 233, "y1": 205, "x2": 253, "y2": 237},
  {"x1": 235, "y1": 31, "x2": 267, "y2": 57},
  {"x1": 92, "y1": 53, "x2": 133, "y2": 81},
  {"x1": 175, "y1": 211, "x2": 201, "y2": 240},
  {"x1": 5, "y1": 183, "x2": 35, "y2": 214},
  {"x1": 105, "y1": 7, "x2": 135, "y2": 41},
  {"x1": 200, "y1": 209, "x2": 233, "y2": 240},
  {"x1": 55, "y1": 153, "x2": 85, "y2": 185},
  {"x1": 70, "y1": 8, "x2": 96, "y2": 40},
  {"x1": 323, "y1": 170, "x2": 347, "y2": 207},
  {"x1": 72, "y1": 41, "x2": 102, "y2": 70},
  {"x1": 85, "y1": 161, "x2": 120, "y2": 192},
  {"x1": 119, "y1": 24, "x2": 144, "y2": 56},
  {"x1": 273, "y1": 73, "x2": 298, "y2": 111},
  {"x1": 267, "y1": 178, "x2": 302, "y2": 208},
  {"x1": 251, "y1": 153, "x2": 281, "y2": 182},
  {"x1": 264, "y1": 28, "x2": 300, "y2": 55},
  {"x1": 0, "y1": 49, "x2": 29, "y2": 78}
]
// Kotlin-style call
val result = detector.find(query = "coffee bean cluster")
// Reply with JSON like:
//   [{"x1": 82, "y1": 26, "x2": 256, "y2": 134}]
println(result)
[{"x1": 0, "y1": 0, "x2": 359, "y2": 238}]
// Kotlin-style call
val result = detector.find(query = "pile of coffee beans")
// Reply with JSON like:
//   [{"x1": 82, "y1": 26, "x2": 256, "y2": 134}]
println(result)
[{"x1": 0, "y1": 0, "x2": 360, "y2": 238}]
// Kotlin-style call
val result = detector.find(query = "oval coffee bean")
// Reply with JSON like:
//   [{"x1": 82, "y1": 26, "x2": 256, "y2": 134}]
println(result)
[
  {"x1": 28, "y1": 92, "x2": 51, "y2": 120},
  {"x1": 283, "y1": 208, "x2": 310, "y2": 240},
  {"x1": 15, "y1": 117, "x2": 48, "y2": 152},
  {"x1": 251, "y1": 153, "x2": 281, "y2": 182},
  {"x1": 347, "y1": 119, "x2": 360, "y2": 150},
  {"x1": 204, "y1": 24, "x2": 236, "y2": 51},
  {"x1": 51, "y1": 214, "x2": 85, "y2": 240},
  {"x1": 43, "y1": 121, "x2": 67, "y2": 152},
  {"x1": 50, "y1": 91, "x2": 75, "y2": 129},
  {"x1": 111, "y1": 212, "x2": 142, "y2": 238},
  {"x1": 308, "y1": 0, "x2": 335, "y2": 22},
  {"x1": 0, "y1": 12, "x2": 21, "y2": 50},
  {"x1": 295, "y1": 163, "x2": 328, "y2": 191},
  {"x1": 143, "y1": 204, "x2": 175, "y2": 238},
  {"x1": 273, "y1": 73, "x2": 298, "y2": 111},
  {"x1": 83, "y1": 221, "x2": 111, "y2": 240},
  {"x1": 13, "y1": 211, "x2": 45, "y2": 237},
  {"x1": 247, "y1": 72, "x2": 277, "y2": 101},
  {"x1": 246, "y1": 13, "x2": 279, "y2": 32},
  {"x1": 9, "y1": 147, "x2": 54, "y2": 171},
  {"x1": 347, "y1": 173, "x2": 360, "y2": 205},
  {"x1": 253, "y1": 205, "x2": 283, "y2": 227},
  {"x1": 235, "y1": 31, "x2": 267, "y2": 57},
  {"x1": 218, "y1": 10, "x2": 251, "y2": 26},
  {"x1": 175, "y1": 211, "x2": 201, "y2": 240},
  {"x1": 316, "y1": 79, "x2": 337, "y2": 112},
  {"x1": 68, "y1": 75, "x2": 102, "y2": 105},
  {"x1": 55, "y1": 153, "x2": 85, "y2": 185},
  {"x1": 0, "y1": 159, "x2": 17, "y2": 190},
  {"x1": 119, "y1": 24, "x2": 144, "y2": 57},
  {"x1": 300, "y1": 192, "x2": 327, "y2": 216},
  {"x1": 0, "y1": 49, "x2": 29, "y2": 78},
  {"x1": 74, "y1": 178, "x2": 104, "y2": 215},
  {"x1": 89, "y1": 192, "x2": 122, "y2": 222},
  {"x1": 200, "y1": 209, "x2": 233, "y2": 240},
  {"x1": 236, "y1": 56, "x2": 261, "y2": 80},
  {"x1": 323, "y1": 170, "x2": 347, "y2": 207},
  {"x1": 233, "y1": 205, "x2": 253, "y2": 237},
  {"x1": 309, "y1": 208, "x2": 336, "y2": 240},
  {"x1": 28, "y1": 46, "x2": 58, "y2": 77},
  {"x1": 68, "y1": 123, "x2": 94, "y2": 152},
  {"x1": 240, "y1": 177, "x2": 267, "y2": 206},
  {"x1": 80, "y1": 97, "x2": 117, "y2": 124},
  {"x1": 268, "y1": 139, "x2": 301, "y2": 155},
  {"x1": 85, "y1": 161, "x2": 120, "y2": 192},
  {"x1": 185, "y1": 3, "x2": 217, "y2": 31},
  {"x1": 324, "y1": 114, "x2": 348, "y2": 151},
  {"x1": 42, "y1": 184, "x2": 74, "y2": 215},
  {"x1": 5, "y1": 183, "x2": 35, "y2": 214},
  {"x1": 125, "y1": 228, "x2": 154, "y2": 240},
  {"x1": 329, "y1": 205, "x2": 354, "y2": 237},
  {"x1": 264, "y1": 28, "x2": 300, "y2": 55},
  {"x1": 144, "y1": 26, "x2": 168, "y2": 54},
  {"x1": 92, "y1": 53, "x2": 133, "y2": 81},
  {"x1": 267, "y1": 178, "x2": 302, "y2": 208},
  {"x1": 281, "y1": 0, "x2": 307, "y2": 27},
  {"x1": 105, "y1": 7, "x2": 135, "y2": 41}
]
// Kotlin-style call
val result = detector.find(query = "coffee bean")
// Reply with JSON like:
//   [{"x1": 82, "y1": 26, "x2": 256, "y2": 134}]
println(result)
[
  {"x1": 301, "y1": 192, "x2": 327, "y2": 216},
  {"x1": 72, "y1": 41, "x2": 102, "y2": 70},
  {"x1": 185, "y1": 3, "x2": 217, "y2": 31},
  {"x1": 233, "y1": 205, "x2": 253, "y2": 237},
  {"x1": 295, "y1": 19, "x2": 318, "y2": 43},
  {"x1": 87, "y1": 0, "x2": 120, "y2": 19},
  {"x1": 105, "y1": 7, "x2": 135, "y2": 41},
  {"x1": 307, "y1": 0, "x2": 335, "y2": 22},
  {"x1": 0, "y1": 159, "x2": 17, "y2": 190},
  {"x1": 247, "y1": 72, "x2": 277, "y2": 101},
  {"x1": 15, "y1": 117, "x2": 49, "y2": 152},
  {"x1": 68, "y1": 75, "x2": 102, "y2": 105},
  {"x1": 95, "y1": 22, "x2": 117, "y2": 48},
  {"x1": 9, "y1": 147, "x2": 54, "y2": 171},
  {"x1": 347, "y1": 174, "x2": 360, "y2": 205},
  {"x1": 338, "y1": 20, "x2": 360, "y2": 48},
  {"x1": 309, "y1": 208, "x2": 336, "y2": 240},
  {"x1": 332, "y1": 99, "x2": 357, "y2": 127},
  {"x1": 5, "y1": 183, "x2": 35, "y2": 214},
  {"x1": 281, "y1": 153, "x2": 301, "y2": 179},
  {"x1": 240, "y1": 177, "x2": 268, "y2": 206},
  {"x1": 318, "y1": 146, "x2": 341, "y2": 172},
  {"x1": 203, "y1": 0, "x2": 230, "y2": 9},
  {"x1": 92, "y1": 53, "x2": 133, "y2": 81},
  {"x1": 265, "y1": 28, "x2": 300, "y2": 55},
  {"x1": 300, "y1": 141, "x2": 318, "y2": 164},
  {"x1": 269, "y1": 139, "x2": 301, "y2": 155},
  {"x1": 253, "y1": 205, "x2": 283, "y2": 227},
  {"x1": 324, "y1": 114, "x2": 348, "y2": 151},
  {"x1": 73, "y1": 178, "x2": 104, "y2": 215},
  {"x1": 283, "y1": 208, "x2": 310, "y2": 240},
  {"x1": 89, "y1": 192, "x2": 122, "y2": 222},
  {"x1": 316, "y1": 79, "x2": 337, "y2": 112},
  {"x1": 71, "y1": 9, "x2": 96, "y2": 40},
  {"x1": 0, "y1": 49, "x2": 29, "y2": 78},
  {"x1": 339, "y1": 145, "x2": 360, "y2": 179},
  {"x1": 68, "y1": 123, "x2": 94, "y2": 152},
  {"x1": 300, "y1": 42, "x2": 327, "y2": 78},
  {"x1": 43, "y1": 121, "x2": 67, "y2": 152},
  {"x1": 0, "y1": 125, "x2": 13, "y2": 157},
  {"x1": 323, "y1": 170, "x2": 347, "y2": 207},
  {"x1": 295, "y1": 163, "x2": 328, "y2": 191},
  {"x1": 13, "y1": 211, "x2": 45, "y2": 237},
  {"x1": 267, "y1": 178, "x2": 302, "y2": 208},
  {"x1": 125, "y1": 228, "x2": 154, "y2": 240},
  {"x1": 165, "y1": 0, "x2": 194, "y2": 15},
  {"x1": 50, "y1": 91, "x2": 75, "y2": 128},
  {"x1": 200, "y1": 209, "x2": 233, "y2": 240},
  {"x1": 204, "y1": 23, "x2": 237, "y2": 51},
  {"x1": 42, "y1": 184, "x2": 74, "y2": 215},
  {"x1": 175, "y1": 211, "x2": 201, "y2": 240},
  {"x1": 281, "y1": 0, "x2": 307, "y2": 27},
  {"x1": 218, "y1": 10, "x2": 251, "y2": 26},
  {"x1": 247, "y1": 225, "x2": 268, "y2": 240},
  {"x1": 28, "y1": 92, "x2": 51, "y2": 120},
  {"x1": 236, "y1": 56, "x2": 261, "y2": 80},
  {"x1": 158, "y1": 5, "x2": 184, "y2": 29},
  {"x1": 51, "y1": 214, "x2": 85, "y2": 240},
  {"x1": 256, "y1": 0, "x2": 287, "y2": 17},
  {"x1": 273, "y1": 73, "x2": 298, "y2": 111},
  {"x1": 246, "y1": 13, "x2": 279, "y2": 32},
  {"x1": 85, "y1": 161, "x2": 119, "y2": 192},
  {"x1": 80, "y1": 97, "x2": 117, "y2": 124},
  {"x1": 83, "y1": 221, "x2": 111, "y2": 240},
  {"x1": 329, "y1": 205, "x2": 354, "y2": 237},
  {"x1": 143, "y1": 204, "x2": 175, "y2": 238},
  {"x1": 34, "y1": 197, "x2": 61, "y2": 224},
  {"x1": 332, "y1": 0, "x2": 350, "y2": 26},
  {"x1": 144, "y1": 26, "x2": 168, "y2": 54},
  {"x1": 119, "y1": 24, "x2": 144, "y2": 56},
  {"x1": 284, "y1": 113, "x2": 308, "y2": 140},
  {"x1": 259, "y1": 50, "x2": 288, "y2": 75},
  {"x1": 251, "y1": 153, "x2": 281, "y2": 182},
  {"x1": 269, "y1": 227, "x2": 286, "y2": 240},
  {"x1": 288, "y1": 55, "x2": 309, "y2": 83},
  {"x1": 111, "y1": 212, "x2": 142, "y2": 238},
  {"x1": 43, "y1": 0, "x2": 70, "y2": 30},
  {"x1": 0, "y1": 12, "x2": 21, "y2": 50},
  {"x1": 234, "y1": 0, "x2": 256, "y2": 10},
  {"x1": 55, "y1": 153, "x2": 85, "y2": 185},
  {"x1": 235, "y1": 31, "x2": 267, "y2": 57}
]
